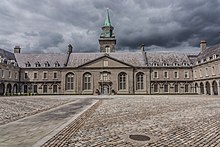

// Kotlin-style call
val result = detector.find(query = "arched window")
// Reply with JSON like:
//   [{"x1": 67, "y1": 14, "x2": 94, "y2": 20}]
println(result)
[
  {"x1": 164, "y1": 83, "x2": 169, "y2": 92},
  {"x1": 83, "y1": 73, "x2": 91, "y2": 90},
  {"x1": 136, "y1": 72, "x2": 144, "y2": 90},
  {"x1": 66, "y1": 73, "x2": 74, "y2": 90},
  {"x1": 118, "y1": 72, "x2": 126, "y2": 90},
  {"x1": 43, "y1": 85, "x2": 47, "y2": 93},
  {"x1": 154, "y1": 84, "x2": 158, "y2": 92},
  {"x1": 185, "y1": 84, "x2": 189, "y2": 93},
  {"x1": 174, "y1": 84, "x2": 178, "y2": 93}
]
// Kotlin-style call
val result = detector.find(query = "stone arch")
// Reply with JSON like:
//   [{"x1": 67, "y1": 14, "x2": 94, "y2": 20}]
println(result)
[
  {"x1": 13, "y1": 84, "x2": 18, "y2": 94},
  {"x1": 205, "y1": 81, "x2": 211, "y2": 95},
  {"x1": 200, "y1": 82, "x2": 204, "y2": 94},
  {"x1": 195, "y1": 83, "x2": 199, "y2": 94},
  {"x1": 6, "y1": 83, "x2": 12, "y2": 95},
  {"x1": 212, "y1": 81, "x2": 218, "y2": 95},
  {"x1": 0, "y1": 83, "x2": 5, "y2": 95}
]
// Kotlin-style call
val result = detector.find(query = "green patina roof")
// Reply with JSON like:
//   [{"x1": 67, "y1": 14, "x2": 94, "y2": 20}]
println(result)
[{"x1": 103, "y1": 9, "x2": 111, "y2": 27}]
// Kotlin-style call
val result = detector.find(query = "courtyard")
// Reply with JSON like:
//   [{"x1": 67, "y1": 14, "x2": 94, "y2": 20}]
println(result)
[{"x1": 0, "y1": 95, "x2": 220, "y2": 146}]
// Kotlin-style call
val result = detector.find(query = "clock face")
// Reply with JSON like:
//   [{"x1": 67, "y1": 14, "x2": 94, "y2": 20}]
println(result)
[{"x1": 104, "y1": 31, "x2": 110, "y2": 37}]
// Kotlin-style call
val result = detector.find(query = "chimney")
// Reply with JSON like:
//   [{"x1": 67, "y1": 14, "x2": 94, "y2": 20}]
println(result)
[
  {"x1": 68, "y1": 44, "x2": 73, "y2": 54},
  {"x1": 140, "y1": 43, "x2": 145, "y2": 52},
  {"x1": 64, "y1": 44, "x2": 73, "y2": 66},
  {"x1": 200, "y1": 40, "x2": 206, "y2": 52},
  {"x1": 14, "y1": 46, "x2": 21, "y2": 53}
]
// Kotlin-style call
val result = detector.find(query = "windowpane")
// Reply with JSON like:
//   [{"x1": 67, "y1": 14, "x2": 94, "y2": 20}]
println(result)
[
  {"x1": 164, "y1": 84, "x2": 168, "y2": 92},
  {"x1": 154, "y1": 84, "x2": 158, "y2": 92},
  {"x1": 136, "y1": 73, "x2": 144, "y2": 90},
  {"x1": 43, "y1": 85, "x2": 47, "y2": 93},
  {"x1": 53, "y1": 85, "x2": 58, "y2": 93},
  {"x1": 118, "y1": 72, "x2": 126, "y2": 90},
  {"x1": 66, "y1": 73, "x2": 74, "y2": 90},
  {"x1": 83, "y1": 73, "x2": 91, "y2": 90}
]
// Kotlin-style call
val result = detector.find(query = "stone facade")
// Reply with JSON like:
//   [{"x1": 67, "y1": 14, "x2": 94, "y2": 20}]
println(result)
[{"x1": 0, "y1": 11, "x2": 220, "y2": 96}]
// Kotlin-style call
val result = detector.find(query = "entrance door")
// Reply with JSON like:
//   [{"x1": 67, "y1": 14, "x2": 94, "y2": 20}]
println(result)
[{"x1": 101, "y1": 84, "x2": 109, "y2": 95}]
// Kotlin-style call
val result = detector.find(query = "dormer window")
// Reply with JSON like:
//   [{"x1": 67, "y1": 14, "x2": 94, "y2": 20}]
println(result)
[
  {"x1": 54, "y1": 61, "x2": 60, "y2": 67},
  {"x1": 3, "y1": 58, "x2": 7, "y2": 64},
  {"x1": 209, "y1": 56, "x2": 213, "y2": 60},
  {"x1": 44, "y1": 61, "x2": 50, "y2": 67},
  {"x1": 152, "y1": 62, "x2": 159, "y2": 66},
  {"x1": 213, "y1": 54, "x2": 217, "y2": 59},
  {"x1": 182, "y1": 62, "x2": 188, "y2": 66},
  {"x1": 25, "y1": 61, "x2": 31, "y2": 67},
  {"x1": 173, "y1": 62, "x2": 179, "y2": 66},
  {"x1": 35, "y1": 61, "x2": 41, "y2": 67},
  {"x1": 162, "y1": 63, "x2": 168, "y2": 66}
]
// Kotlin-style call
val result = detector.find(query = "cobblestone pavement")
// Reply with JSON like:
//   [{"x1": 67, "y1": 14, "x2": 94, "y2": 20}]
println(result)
[
  {"x1": 0, "y1": 96, "x2": 96, "y2": 147},
  {"x1": 0, "y1": 96, "x2": 75, "y2": 125},
  {"x1": 66, "y1": 95, "x2": 220, "y2": 147}
]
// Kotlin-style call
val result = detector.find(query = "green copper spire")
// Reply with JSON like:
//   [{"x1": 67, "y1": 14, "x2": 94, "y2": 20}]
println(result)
[{"x1": 103, "y1": 8, "x2": 111, "y2": 27}]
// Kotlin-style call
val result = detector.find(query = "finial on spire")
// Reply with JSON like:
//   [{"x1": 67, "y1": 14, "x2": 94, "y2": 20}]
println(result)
[{"x1": 103, "y1": 8, "x2": 111, "y2": 27}]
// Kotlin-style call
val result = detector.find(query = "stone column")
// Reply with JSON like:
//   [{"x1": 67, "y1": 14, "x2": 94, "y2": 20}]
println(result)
[
  {"x1": 211, "y1": 85, "x2": 214, "y2": 95},
  {"x1": 218, "y1": 82, "x2": 220, "y2": 96},
  {"x1": 204, "y1": 84, "x2": 207, "y2": 95}
]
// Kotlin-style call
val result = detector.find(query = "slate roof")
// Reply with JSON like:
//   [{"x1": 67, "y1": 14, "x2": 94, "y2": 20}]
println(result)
[
  {"x1": 146, "y1": 52, "x2": 192, "y2": 66},
  {"x1": 14, "y1": 53, "x2": 67, "y2": 68},
  {"x1": 196, "y1": 44, "x2": 220, "y2": 62},
  {"x1": 0, "y1": 48, "x2": 15, "y2": 60},
  {"x1": 67, "y1": 52, "x2": 146, "y2": 67}
]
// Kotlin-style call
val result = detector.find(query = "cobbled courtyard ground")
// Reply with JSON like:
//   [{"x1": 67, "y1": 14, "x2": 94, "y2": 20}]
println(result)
[
  {"x1": 65, "y1": 95, "x2": 220, "y2": 147},
  {"x1": 0, "y1": 96, "x2": 75, "y2": 125}
]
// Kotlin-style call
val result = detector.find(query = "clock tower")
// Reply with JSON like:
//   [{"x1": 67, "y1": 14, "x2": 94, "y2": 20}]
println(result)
[{"x1": 99, "y1": 9, "x2": 116, "y2": 53}]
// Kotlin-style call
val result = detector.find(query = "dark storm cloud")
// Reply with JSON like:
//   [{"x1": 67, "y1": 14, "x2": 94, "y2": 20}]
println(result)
[{"x1": 0, "y1": 0, "x2": 220, "y2": 53}]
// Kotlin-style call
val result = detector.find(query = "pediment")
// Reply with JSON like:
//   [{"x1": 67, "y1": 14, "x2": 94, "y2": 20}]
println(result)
[{"x1": 78, "y1": 55, "x2": 133, "y2": 68}]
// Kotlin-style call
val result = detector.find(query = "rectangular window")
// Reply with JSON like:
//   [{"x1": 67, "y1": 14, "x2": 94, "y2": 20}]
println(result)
[
  {"x1": 53, "y1": 72, "x2": 58, "y2": 79},
  {"x1": 212, "y1": 66, "x2": 215, "y2": 75},
  {"x1": 184, "y1": 71, "x2": 189, "y2": 78},
  {"x1": 164, "y1": 71, "x2": 168, "y2": 78},
  {"x1": 15, "y1": 72, "x2": 18, "y2": 79},
  {"x1": 2, "y1": 70, "x2": 4, "y2": 78},
  {"x1": 174, "y1": 71, "x2": 178, "y2": 78},
  {"x1": 101, "y1": 73, "x2": 109, "y2": 81},
  {"x1": 24, "y1": 72, "x2": 28, "y2": 79},
  {"x1": 205, "y1": 67, "x2": 208, "y2": 76},
  {"x1": 8, "y1": 71, "x2": 11, "y2": 78},
  {"x1": 33, "y1": 85, "x2": 38, "y2": 93},
  {"x1": 103, "y1": 60, "x2": 108, "y2": 67},
  {"x1": 154, "y1": 72, "x2": 158, "y2": 78},
  {"x1": 199, "y1": 69, "x2": 202, "y2": 77},
  {"x1": 43, "y1": 72, "x2": 47, "y2": 79},
  {"x1": 34, "y1": 72, "x2": 38, "y2": 79},
  {"x1": 194, "y1": 71, "x2": 197, "y2": 79}
]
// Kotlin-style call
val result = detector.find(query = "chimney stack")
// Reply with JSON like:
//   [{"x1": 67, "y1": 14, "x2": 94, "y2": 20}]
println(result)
[
  {"x1": 200, "y1": 40, "x2": 206, "y2": 52},
  {"x1": 140, "y1": 43, "x2": 145, "y2": 52},
  {"x1": 14, "y1": 46, "x2": 21, "y2": 53},
  {"x1": 68, "y1": 44, "x2": 73, "y2": 54}
]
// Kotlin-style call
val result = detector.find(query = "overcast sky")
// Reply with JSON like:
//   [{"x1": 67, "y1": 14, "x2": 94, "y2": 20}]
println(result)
[{"x1": 0, "y1": 0, "x2": 220, "y2": 53}]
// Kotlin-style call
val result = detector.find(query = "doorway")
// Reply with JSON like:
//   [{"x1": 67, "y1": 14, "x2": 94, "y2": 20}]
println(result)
[{"x1": 101, "y1": 84, "x2": 110, "y2": 95}]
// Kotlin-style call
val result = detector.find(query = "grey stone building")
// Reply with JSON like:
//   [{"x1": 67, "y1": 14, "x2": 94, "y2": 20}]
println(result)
[{"x1": 0, "y1": 10, "x2": 219, "y2": 96}]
